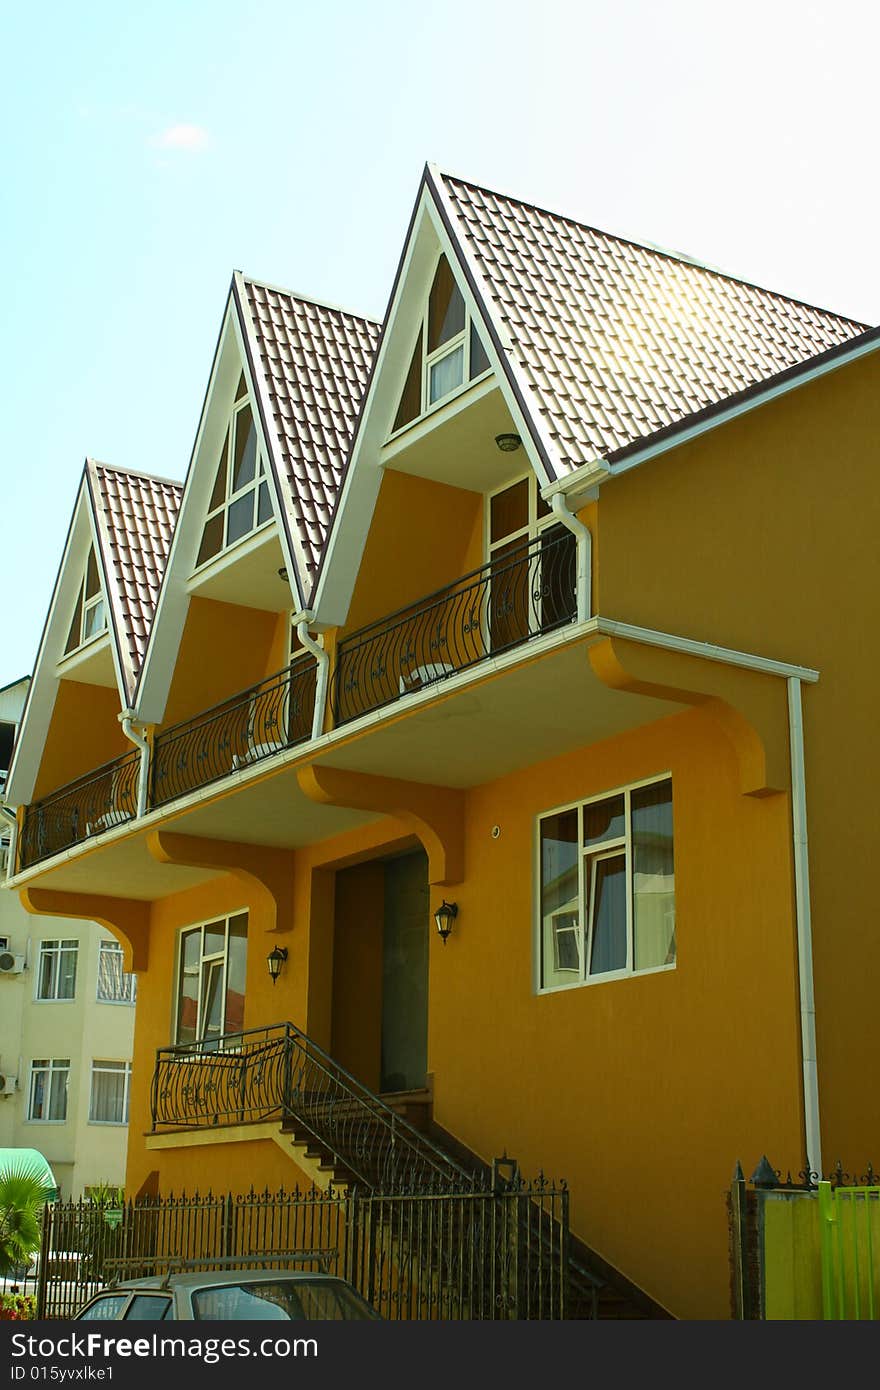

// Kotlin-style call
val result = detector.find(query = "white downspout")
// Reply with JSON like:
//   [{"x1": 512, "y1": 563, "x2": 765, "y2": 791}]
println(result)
[
  {"x1": 550, "y1": 494, "x2": 592, "y2": 621},
  {"x1": 118, "y1": 710, "x2": 150, "y2": 819},
  {"x1": 787, "y1": 676, "x2": 822, "y2": 1178},
  {"x1": 296, "y1": 615, "x2": 330, "y2": 742}
]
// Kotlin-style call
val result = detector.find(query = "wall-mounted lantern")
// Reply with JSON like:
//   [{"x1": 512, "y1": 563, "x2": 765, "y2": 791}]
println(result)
[
  {"x1": 266, "y1": 945, "x2": 288, "y2": 985},
  {"x1": 434, "y1": 901, "x2": 458, "y2": 945}
]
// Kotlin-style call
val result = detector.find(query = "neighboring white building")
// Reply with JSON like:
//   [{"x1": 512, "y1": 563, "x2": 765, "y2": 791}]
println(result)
[{"x1": 0, "y1": 678, "x2": 135, "y2": 1198}]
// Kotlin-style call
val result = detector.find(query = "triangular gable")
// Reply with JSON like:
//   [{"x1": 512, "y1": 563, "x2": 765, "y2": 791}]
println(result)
[
  {"x1": 310, "y1": 164, "x2": 560, "y2": 629},
  {"x1": 135, "y1": 276, "x2": 381, "y2": 725},
  {"x1": 437, "y1": 171, "x2": 869, "y2": 472},
  {"x1": 6, "y1": 467, "x2": 127, "y2": 805},
  {"x1": 311, "y1": 162, "x2": 871, "y2": 629},
  {"x1": 235, "y1": 274, "x2": 381, "y2": 591},
  {"x1": 134, "y1": 285, "x2": 297, "y2": 725}
]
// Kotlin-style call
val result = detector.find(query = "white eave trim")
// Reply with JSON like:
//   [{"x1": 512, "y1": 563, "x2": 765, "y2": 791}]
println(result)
[
  {"x1": 598, "y1": 330, "x2": 880, "y2": 483},
  {"x1": 591, "y1": 617, "x2": 819, "y2": 684}
]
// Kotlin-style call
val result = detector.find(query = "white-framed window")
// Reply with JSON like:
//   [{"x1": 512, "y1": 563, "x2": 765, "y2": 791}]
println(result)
[
  {"x1": 35, "y1": 939, "x2": 78, "y2": 1001},
  {"x1": 96, "y1": 940, "x2": 137, "y2": 1005},
  {"x1": 28, "y1": 1059, "x2": 70, "y2": 1121},
  {"x1": 88, "y1": 1060, "x2": 132, "y2": 1125},
  {"x1": 195, "y1": 374, "x2": 273, "y2": 569},
  {"x1": 538, "y1": 776, "x2": 675, "y2": 991},
  {"x1": 63, "y1": 545, "x2": 107, "y2": 655},
  {"x1": 174, "y1": 913, "x2": 248, "y2": 1046},
  {"x1": 390, "y1": 253, "x2": 491, "y2": 434},
  {"x1": 486, "y1": 473, "x2": 577, "y2": 648}
]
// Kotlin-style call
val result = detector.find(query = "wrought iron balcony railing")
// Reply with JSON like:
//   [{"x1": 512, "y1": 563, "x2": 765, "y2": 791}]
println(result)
[
  {"x1": 18, "y1": 748, "x2": 140, "y2": 871},
  {"x1": 331, "y1": 525, "x2": 577, "y2": 726},
  {"x1": 150, "y1": 655, "x2": 317, "y2": 808},
  {"x1": 151, "y1": 1022, "x2": 471, "y2": 1192}
]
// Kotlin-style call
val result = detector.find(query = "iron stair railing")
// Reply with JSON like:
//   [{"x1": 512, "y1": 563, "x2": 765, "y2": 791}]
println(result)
[
  {"x1": 151, "y1": 1022, "x2": 472, "y2": 1192},
  {"x1": 151, "y1": 1021, "x2": 605, "y2": 1316}
]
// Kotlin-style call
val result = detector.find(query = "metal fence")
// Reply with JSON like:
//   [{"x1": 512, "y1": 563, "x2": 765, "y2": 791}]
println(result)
[
  {"x1": 36, "y1": 1180, "x2": 571, "y2": 1321},
  {"x1": 819, "y1": 1180, "x2": 880, "y2": 1319},
  {"x1": 150, "y1": 656, "x2": 317, "y2": 807},
  {"x1": 332, "y1": 526, "x2": 577, "y2": 726},
  {"x1": 18, "y1": 748, "x2": 140, "y2": 870}
]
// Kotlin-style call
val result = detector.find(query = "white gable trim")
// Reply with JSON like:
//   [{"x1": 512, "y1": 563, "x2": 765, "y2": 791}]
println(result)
[
  {"x1": 86, "y1": 461, "x2": 138, "y2": 702},
  {"x1": 134, "y1": 292, "x2": 299, "y2": 725},
  {"x1": 5, "y1": 474, "x2": 120, "y2": 806},
  {"x1": 311, "y1": 175, "x2": 561, "y2": 629},
  {"x1": 233, "y1": 273, "x2": 313, "y2": 601}
]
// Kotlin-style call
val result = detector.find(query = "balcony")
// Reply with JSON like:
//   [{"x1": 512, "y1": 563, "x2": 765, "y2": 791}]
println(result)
[
  {"x1": 18, "y1": 748, "x2": 140, "y2": 871},
  {"x1": 13, "y1": 534, "x2": 582, "y2": 875},
  {"x1": 150, "y1": 654, "x2": 317, "y2": 807},
  {"x1": 331, "y1": 526, "x2": 577, "y2": 726},
  {"x1": 15, "y1": 657, "x2": 317, "y2": 872}
]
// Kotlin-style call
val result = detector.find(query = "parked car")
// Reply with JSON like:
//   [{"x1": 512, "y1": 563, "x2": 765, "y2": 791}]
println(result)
[{"x1": 74, "y1": 1268, "x2": 381, "y2": 1321}]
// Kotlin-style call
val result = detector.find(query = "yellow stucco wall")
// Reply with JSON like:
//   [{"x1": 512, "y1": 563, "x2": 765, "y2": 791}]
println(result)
[
  {"x1": 597, "y1": 353, "x2": 880, "y2": 1171},
  {"x1": 161, "y1": 597, "x2": 282, "y2": 727},
  {"x1": 33, "y1": 681, "x2": 129, "y2": 799},
  {"x1": 342, "y1": 469, "x2": 482, "y2": 635}
]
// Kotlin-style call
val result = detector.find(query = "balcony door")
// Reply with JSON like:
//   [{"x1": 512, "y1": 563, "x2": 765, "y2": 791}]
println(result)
[{"x1": 487, "y1": 475, "x2": 576, "y2": 652}]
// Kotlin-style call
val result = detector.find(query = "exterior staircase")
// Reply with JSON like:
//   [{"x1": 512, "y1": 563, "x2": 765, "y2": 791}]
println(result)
[{"x1": 152, "y1": 1021, "x2": 668, "y2": 1319}]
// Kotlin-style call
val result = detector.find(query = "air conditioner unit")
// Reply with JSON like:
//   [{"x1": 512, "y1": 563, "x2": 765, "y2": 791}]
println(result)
[
  {"x1": 0, "y1": 951, "x2": 25, "y2": 975},
  {"x1": 0, "y1": 1074, "x2": 17, "y2": 1095}
]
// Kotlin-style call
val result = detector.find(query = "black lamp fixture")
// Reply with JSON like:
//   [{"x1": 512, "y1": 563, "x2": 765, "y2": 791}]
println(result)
[
  {"x1": 494, "y1": 432, "x2": 522, "y2": 453},
  {"x1": 278, "y1": 566, "x2": 289, "y2": 582},
  {"x1": 434, "y1": 900, "x2": 458, "y2": 945},
  {"x1": 266, "y1": 944, "x2": 288, "y2": 984}
]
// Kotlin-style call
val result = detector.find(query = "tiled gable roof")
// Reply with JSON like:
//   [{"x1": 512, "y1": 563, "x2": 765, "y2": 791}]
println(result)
[
  {"x1": 238, "y1": 278, "x2": 381, "y2": 583},
  {"x1": 88, "y1": 462, "x2": 182, "y2": 700},
  {"x1": 438, "y1": 173, "x2": 871, "y2": 474}
]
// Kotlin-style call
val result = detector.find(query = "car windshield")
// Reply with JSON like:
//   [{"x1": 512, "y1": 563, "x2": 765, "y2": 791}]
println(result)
[{"x1": 190, "y1": 1279, "x2": 378, "y2": 1320}]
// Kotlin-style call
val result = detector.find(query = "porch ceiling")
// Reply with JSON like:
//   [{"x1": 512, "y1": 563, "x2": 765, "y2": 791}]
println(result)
[
  {"x1": 316, "y1": 634, "x2": 685, "y2": 788},
  {"x1": 382, "y1": 383, "x2": 523, "y2": 493},
  {"x1": 19, "y1": 773, "x2": 380, "y2": 901}
]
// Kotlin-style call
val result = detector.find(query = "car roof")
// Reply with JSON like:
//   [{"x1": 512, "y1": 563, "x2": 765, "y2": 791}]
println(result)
[{"x1": 112, "y1": 1270, "x2": 346, "y2": 1292}]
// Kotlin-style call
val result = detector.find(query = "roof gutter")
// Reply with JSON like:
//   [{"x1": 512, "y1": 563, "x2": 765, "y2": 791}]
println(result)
[{"x1": 591, "y1": 615, "x2": 821, "y2": 1176}]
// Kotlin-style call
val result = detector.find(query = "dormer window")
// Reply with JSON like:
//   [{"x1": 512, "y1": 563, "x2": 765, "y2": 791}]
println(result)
[
  {"x1": 196, "y1": 375, "x2": 273, "y2": 569},
  {"x1": 392, "y1": 254, "x2": 491, "y2": 434},
  {"x1": 64, "y1": 545, "x2": 106, "y2": 655}
]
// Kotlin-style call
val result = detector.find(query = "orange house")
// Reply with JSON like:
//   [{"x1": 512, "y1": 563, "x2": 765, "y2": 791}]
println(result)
[{"x1": 6, "y1": 165, "x2": 880, "y2": 1319}]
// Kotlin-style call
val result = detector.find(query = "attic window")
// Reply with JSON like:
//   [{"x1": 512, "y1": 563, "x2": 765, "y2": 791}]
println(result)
[
  {"x1": 392, "y1": 254, "x2": 491, "y2": 433},
  {"x1": 64, "y1": 545, "x2": 107, "y2": 655},
  {"x1": 195, "y1": 392, "x2": 273, "y2": 569}
]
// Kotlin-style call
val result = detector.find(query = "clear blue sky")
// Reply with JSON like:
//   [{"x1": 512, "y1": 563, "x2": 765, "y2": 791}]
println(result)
[{"x1": 2, "y1": 0, "x2": 878, "y2": 686}]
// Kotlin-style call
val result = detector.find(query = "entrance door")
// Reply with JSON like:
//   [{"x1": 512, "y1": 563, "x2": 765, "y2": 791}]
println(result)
[{"x1": 380, "y1": 851, "x2": 429, "y2": 1093}]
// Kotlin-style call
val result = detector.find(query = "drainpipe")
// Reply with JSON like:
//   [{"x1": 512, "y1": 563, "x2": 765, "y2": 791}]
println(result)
[
  {"x1": 118, "y1": 710, "x2": 151, "y2": 819},
  {"x1": 550, "y1": 494, "x2": 592, "y2": 621},
  {"x1": 787, "y1": 677, "x2": 822, "y2": 1179},
  {"x1": 295, "y1": 614, "x2": 330, "y2": 742}
]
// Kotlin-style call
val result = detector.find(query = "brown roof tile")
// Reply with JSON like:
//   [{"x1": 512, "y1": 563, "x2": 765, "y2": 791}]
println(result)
[
  {"x1": 88, "y1": 462, "x2": 182, "y2": 701},
  {"x1": 238, "y1": 278, "x2": 381, "y2": 584},
  {"x1": 438, "y1": 172, "x2": 871, "y2": 474}
]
